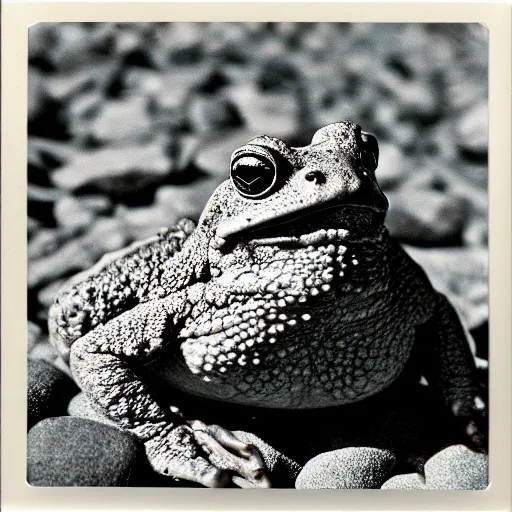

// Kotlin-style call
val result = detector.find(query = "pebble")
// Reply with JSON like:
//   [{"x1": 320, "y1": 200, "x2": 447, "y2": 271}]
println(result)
[
  {"x1": 28, "y1": 70, "x2": 47, "y2": 124},
  {"x1": 295, "y1": 447, "x2": 395, "y2": 489},
  {"x1": 381, "y1": 472, "x2": 426, "y2": 489},
  {"x1": 381, "y1": 445, "x2": 488, "y2": 490},
  {"x1": 188, "y1": 95, "x2": 243, "y2": 135},
  {"x1": 424, "y1": 444, "x2": 488, "y2": 490},
  {"x1": 28, "y1": 321, "x2": 43, "y2": 353},
  {"x1": 54, "y1": 196, "x2": 96, "y2": 234},
  {"x1": 29, "y1": 217, "x2": 129, "y2": 289},
  {"x1": 386, "y1": 187, "x2": 468, "y2": 245},
  {"x1": 374, "y1": 141, "x2": 406, "y2": 189},
  {"x1": 457, "y1": 101, "x2": 488, "y2": 157},
  {"x1": 404, "y1": 245, "x2": 488, "y2": 330},
  {"x1": 90, "y1": 96, "x2": 154, "y2": 143},
  {"x1": 68, "y1": 392, "x2": 120, "y2": 428},
  {"x1": 227, "y1": 84, "x2": 302, "y2": 140},
  {"x1": 28, "y1": 417, "x2": 142, "y2": 486},
  {"x1": 51, "y1": 142, "x2": 172, "y2": 196},
  {"x1": 27, "y1": 359, "x2": 80, "y2": 429}
]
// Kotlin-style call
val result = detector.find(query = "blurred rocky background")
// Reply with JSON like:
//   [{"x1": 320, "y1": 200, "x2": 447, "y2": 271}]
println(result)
[{"x1": 27, "y1": 22, "x2": 488, "y2": 487}]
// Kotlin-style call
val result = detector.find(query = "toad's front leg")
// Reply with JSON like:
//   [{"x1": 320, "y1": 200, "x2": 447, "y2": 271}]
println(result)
[
  {"x1": 69, "y1": 292, "x2": 268, "y2": 487},
  {"x1": 417, "y1": 293, "x2": 487, "y2": 453}
]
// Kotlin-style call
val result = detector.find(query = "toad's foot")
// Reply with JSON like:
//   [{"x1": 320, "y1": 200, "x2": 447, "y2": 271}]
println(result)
[
  {"x1": 450, "y1": 395, "x2": 487, "y2": 454},
  {"x1": 145, "y1": 424, "x2": 232, "y2": 488},
  {"x1": 189, "y1": 420, "x2": 272, "y2": 488}
]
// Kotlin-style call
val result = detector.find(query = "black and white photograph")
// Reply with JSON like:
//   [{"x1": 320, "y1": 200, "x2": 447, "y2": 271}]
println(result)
[{"x1": 26, "y1": 22, "x2": 489, "y2": 490}]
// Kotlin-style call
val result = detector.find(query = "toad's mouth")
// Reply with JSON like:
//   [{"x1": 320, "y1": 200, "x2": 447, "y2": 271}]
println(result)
[{"x1": 214, "y1": 202, "x2": 385, "y2": 249}]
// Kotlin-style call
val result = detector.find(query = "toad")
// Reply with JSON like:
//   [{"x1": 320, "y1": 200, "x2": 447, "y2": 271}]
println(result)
[{"x1": 49, "y1": 122, "x2": 486, "y2": 488}]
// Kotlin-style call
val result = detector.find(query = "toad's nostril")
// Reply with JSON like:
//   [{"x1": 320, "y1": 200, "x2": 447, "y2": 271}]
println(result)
[{"x1": 305, "y1": 171, "x2": 326, "y2": 184}]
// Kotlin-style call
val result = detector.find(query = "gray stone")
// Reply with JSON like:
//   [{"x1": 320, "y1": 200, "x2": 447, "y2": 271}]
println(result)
[
  {"x1": 457, "y1": 102, "x2": 488, "y2": 156},
  {"x1": 79, "y1": 195, "x2": 113, "y2": 215},
  {"x1": 45, "y1": 69, "x2": 96, "y2": 103},
  {"x1": 54, "y1": 196, "x2": 96, "y2": 234},
  {"x1": 66, "y1": 90, "x2": 104, "y2": 140},
  {"x1": 28, "y1": 184, "x2": 64, "y2": 205},
  {"x1": 27, "y1": 359, "x2": 80, "y2": 429},
  {"x1": 28, "y1": 70, "x2": 47, "y2": 123},
  {"x1": 227, "y1": 84, "x2": 302, "y2": 140},
  {"x1": 386, "y1": 187, "x2": 468, "y2": 245},
  {"x1": 28, "y1": 340, "x2": 58, "y2": 365},
  {"x1": 52, "y1": 141, "x2": 172, "y2": 195},
  {"x1": 116, "y1": 177, "x2": 218, "y2": 241},
  {"x1": 375, "y1": 142, "x2": 407, "y2": 189},
  {"x1": 28, "y1": 217, "x2": 41, "y2": 238},
  {"x1": 188, "y1": 95, "x2": 243, "y2": 135},
  {"x1": 90, "y1": 96, "x2": 154, "y2": 143},
  {"x1": 404, "y1": 246, "x2": 488, "y2": 330},
  {"x1": 463, "y1": 217, "x2": 488, "y2": 248},
  {"x1": 295, "y1": 447, "x2": 395, "y2": 489},
  {"x1": 28, "y1": 321, "x2": 43, "y2": 353},
  {"x1": 424, "y1": 444, "x2": 488, "y2": 490},
  {"x1": 28, "y1": 417, "x2": 142, "y2": 486},
  {"x1": 381, "y1": 472, "x2": 426, "y2": 490},
  {"x1": 38, "y1": 278, "x2": 68, "y2": 310},
  {"x1": 29, "y1": 217, "x2": 129, "y2": 289},
  {"x1": 384, "y1": 445, "x2": 488, "y2": 490},
  {"x1": 68, "y1": 392, "x2": 119, "y2": 428},
  {"x1": 28, "y1": 137, "x2": 76, "y2": 168}
]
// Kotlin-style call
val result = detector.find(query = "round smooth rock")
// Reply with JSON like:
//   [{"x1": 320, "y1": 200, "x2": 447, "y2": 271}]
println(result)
[
  {"x1": 295, "y1": 447, "x2": 395, "y2": 489},
  {"x1": 232, "y1": 430, "x2": 301, "y2": 488},
  {"x1": 381, "y1": 445, "x2": 488, "y2": 490},
  {"x1": 386, "y1": 187, "x2": 468, "y2": 246},
  {"x1": 27, "y1": 359, "x2": 80, "y2": 429},
  {"x1": 28, "y1": 321, "x2": 43, "y2": 353},
  {"x1": 28, "y1": 416, "x2": 142, "y2": 486},
  {"x1": 381, "y1": 472, "x2": 426, "y2": 490},
  {"x1": 68, "y1": 392, "x2": 119, "y2": 429},
  {"x1": 424, "y1": 444, "x2": 488, "y2": 490}
]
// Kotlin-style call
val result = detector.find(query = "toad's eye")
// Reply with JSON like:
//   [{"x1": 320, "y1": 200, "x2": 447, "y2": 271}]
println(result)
[
  {"x1": 230, "y1": 145, "x2": 279, "y2": 199},
  {"x1": 359, "y1": 131, "x2": 379, "y2": 172}
]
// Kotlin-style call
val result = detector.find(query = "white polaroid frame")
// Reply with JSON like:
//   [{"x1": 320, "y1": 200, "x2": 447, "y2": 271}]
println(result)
[{"x1": 1, "y1": 2, "x2": 511, "y2": 511}]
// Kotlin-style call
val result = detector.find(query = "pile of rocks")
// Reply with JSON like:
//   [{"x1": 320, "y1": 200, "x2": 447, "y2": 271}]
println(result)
[{"x1": 27, "y1": 22, "x2": 488, "y2": 488}]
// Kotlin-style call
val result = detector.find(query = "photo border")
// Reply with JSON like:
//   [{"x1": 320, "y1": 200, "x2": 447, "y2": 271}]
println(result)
[{"x1": 2, "y1": 2, "x2": 511, "y2": 511}]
